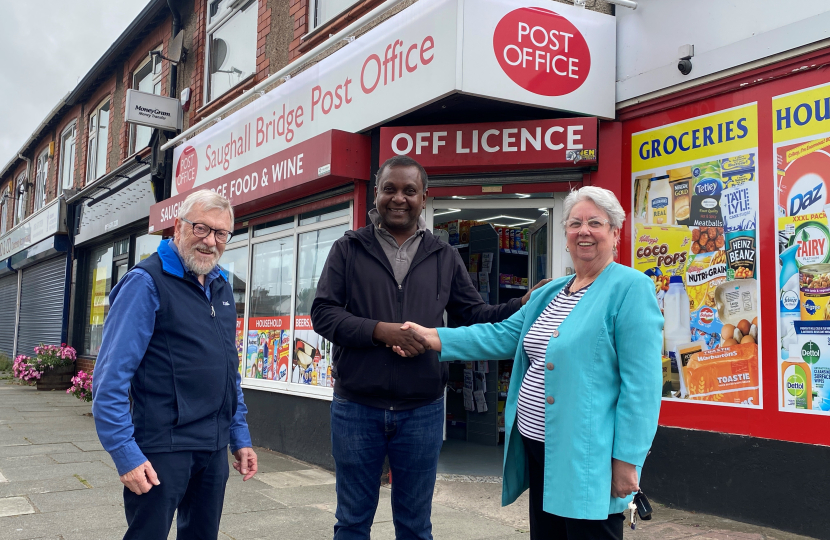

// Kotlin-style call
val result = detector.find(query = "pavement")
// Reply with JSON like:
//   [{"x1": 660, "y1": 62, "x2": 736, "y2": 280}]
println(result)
[{"x1": 0, "y1": 377, "x2": 817, "y2": 540}]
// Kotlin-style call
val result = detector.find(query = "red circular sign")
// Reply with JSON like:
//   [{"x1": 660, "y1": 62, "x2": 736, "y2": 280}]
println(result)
[
  {"x1": 700, "y1": 306, "x2": 715, "y2": 325},
  {"x1": 175, "y1": 146, "x2": 198, "y2": 194},
  {"x1": 493, "y1": 7, "x2": 591, "y2": 97}
]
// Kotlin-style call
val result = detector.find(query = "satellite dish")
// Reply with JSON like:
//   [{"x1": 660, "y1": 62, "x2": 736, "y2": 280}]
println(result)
[
  {"x1": 168, "y1": 31, "x2": 185, "y2": 63},
  {"x1": 211, "y1": 39, "x2": 228, "y2": 73}
]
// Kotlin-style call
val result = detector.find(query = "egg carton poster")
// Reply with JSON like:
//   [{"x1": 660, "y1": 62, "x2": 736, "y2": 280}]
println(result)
[
  {"x1": 772, "y1": 81, "x2": 830, "y2": 414},
  {"x1": 630, "y1": 103, "x2": 762, "y2": 408}
]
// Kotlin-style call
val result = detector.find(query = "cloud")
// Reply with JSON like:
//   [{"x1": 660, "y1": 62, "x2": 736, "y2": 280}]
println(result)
[{"x1": 0, "y1": 0, "x2": 149, "y2": 163}]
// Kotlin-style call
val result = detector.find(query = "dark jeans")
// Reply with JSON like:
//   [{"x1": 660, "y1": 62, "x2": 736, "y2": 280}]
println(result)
[
  {"x1": 123, "y1": 448, "x2": 229, "y2": 540},
  {"x1": 522, "y1": 435, "x2": 624, "y2": 540},
  {"x1": 330, "y1": 393, "x2": 445, "y2": 540}
]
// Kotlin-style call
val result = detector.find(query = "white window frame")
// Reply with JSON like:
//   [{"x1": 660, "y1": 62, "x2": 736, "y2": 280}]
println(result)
[
  {"x1": 308, "y1": 0, "x2": 361, "y2": 32},
  {"x1": 13, "y1": 172, "x2": 27, "y2": 226},
  {"x1": 86, "y1": 98, "x2": 111, "y2": 184},
  {"x1": 0, "y1": 187, "x2": 9, "y2": 235},
  {"x1": 59, "y1": 122, "x2": 76, "y2": 194},
  {"x1": 204, "y1": 0, "x2": 258, "y2": 105},
  {"x1": 129, "y1": 50, "x2": 163, "y2": 155},
  {"x1": 238, "y1": 200, "x2": 354, "y2": 401},
  {"x1": 33, "y1": 149, "x2": 49, "y2": 213}
]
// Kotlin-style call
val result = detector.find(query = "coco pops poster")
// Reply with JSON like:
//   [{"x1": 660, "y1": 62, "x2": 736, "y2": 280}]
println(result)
[
  {"x1": 773, "y1": 81, "x2": 830, "y2": 414},
  {"x1": 631, "y1": 103, "x2": 761, "y2": 408}
]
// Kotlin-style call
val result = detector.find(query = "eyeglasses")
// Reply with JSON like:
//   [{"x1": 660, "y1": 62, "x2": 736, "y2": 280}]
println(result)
[
  {"x1": 564, "y1": 218, "x2": 611, "y2": 231},
  {"x1": 181, "y1": 217, "x2": 233, "y2": 244}
]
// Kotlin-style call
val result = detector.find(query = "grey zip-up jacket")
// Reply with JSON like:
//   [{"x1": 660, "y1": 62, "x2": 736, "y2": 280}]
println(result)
[{"x1": 310, "y1": 223, "x2": 521, "y2": 410}]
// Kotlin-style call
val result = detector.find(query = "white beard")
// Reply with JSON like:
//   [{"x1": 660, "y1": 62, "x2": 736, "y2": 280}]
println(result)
[{"x1": 183, "y1": 243, "x2": 219, "y2": 275}]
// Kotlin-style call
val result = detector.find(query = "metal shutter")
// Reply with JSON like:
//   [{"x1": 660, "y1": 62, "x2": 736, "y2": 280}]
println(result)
[
  {"x1": 16, "y1": 256, "x2": 66, "y2": 358},
  {"x1": 0, "y1": 274, "x2": 17, "y2": 358}
]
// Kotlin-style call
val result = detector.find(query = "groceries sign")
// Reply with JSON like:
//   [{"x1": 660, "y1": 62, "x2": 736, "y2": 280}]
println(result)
[
  {"x1": 163, "y1": 0, "x2": 613, "y2": 206},
  {"x1": 379, "y1": 118, "x2": 598, "y2": 173}
]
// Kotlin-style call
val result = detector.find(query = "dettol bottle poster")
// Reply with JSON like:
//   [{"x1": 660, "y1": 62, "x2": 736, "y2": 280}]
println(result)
[
  {"x1": 631, "y1": 103, "x2": 761, "y2": 408},
  {"x1": 773, "y1": 81, "x2": 830, "y2": 414}
]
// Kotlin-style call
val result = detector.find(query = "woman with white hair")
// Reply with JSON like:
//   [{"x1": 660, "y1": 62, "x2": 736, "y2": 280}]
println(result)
[{"x1": 398, "y1": 186, "x2": 663, "y2": 539}]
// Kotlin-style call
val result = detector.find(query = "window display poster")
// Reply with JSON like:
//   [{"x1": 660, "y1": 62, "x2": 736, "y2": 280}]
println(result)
[
  {"x1": 246, "y1": 317, "x2": 290, "y2": 381},
  {"x1": 236, "y1": 319, "x2": 244, "y2": 374},
  {"x1": 631, "y1": 103, "x2": 761, "y2": 407},
  {"x1": 773, "y1": 81, "x2": 830, "y2": 414},
  {"x1": 89, "y1": 268, "x2": 108, "y2": 325},
  {"x1": 293, "y1": 316, "x2": 334, "y2": 388}
]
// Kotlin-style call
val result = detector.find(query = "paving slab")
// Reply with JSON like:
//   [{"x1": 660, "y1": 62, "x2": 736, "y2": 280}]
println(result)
[
  {"x1": 0, "y1": 443, "x2": 79, "y2": 458},
  {"x1": 0, "y1": 477, "x2": 89, "y2": 498},
  {"x1": 0, "y1": 497, "x2": 35, "y2": 518},
  {"x1": 27, "y1": 484, "x2": 123, "y2": 513},
  {"x1": 257, "y1": 468, "x2": 336, "y2": 489}
]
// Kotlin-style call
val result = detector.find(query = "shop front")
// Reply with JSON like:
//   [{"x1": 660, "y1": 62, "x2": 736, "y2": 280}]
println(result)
[
  {"x1": 0, "y1": 198, "x2": 70, "y2": 360},
  {"x1": 619, "y1": 46, "x2": 830, "y2": 536},
  {"x1": 151, "y1": 0, "x2": 615, "y2": 468},
  {"x1": 69, "y1": 167, "x2": 161, "y2": 372}
]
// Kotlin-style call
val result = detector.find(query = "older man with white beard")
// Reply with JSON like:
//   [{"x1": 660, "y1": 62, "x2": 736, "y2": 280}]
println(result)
[{"x1": 92, "y1": 190, "x2": 257, "y2": 540}]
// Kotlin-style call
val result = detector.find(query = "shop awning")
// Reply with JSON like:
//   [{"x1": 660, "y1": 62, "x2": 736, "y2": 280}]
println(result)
[{"x1": 148, "y1": 129, "x2": 370, "y2": 233}]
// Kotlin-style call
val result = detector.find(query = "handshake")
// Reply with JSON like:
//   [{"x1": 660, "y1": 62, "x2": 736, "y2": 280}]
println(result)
[{"x1": 372, "y1": 321, "x2": 442, "y2": 357}]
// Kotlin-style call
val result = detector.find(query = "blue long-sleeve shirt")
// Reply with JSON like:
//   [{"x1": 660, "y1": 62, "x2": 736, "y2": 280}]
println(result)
[{"x1": 91, "y1": 241, "x2": 252, "y2": 475}]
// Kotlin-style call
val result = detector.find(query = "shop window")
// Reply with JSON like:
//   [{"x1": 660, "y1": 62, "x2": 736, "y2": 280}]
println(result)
[
  {"x1": 205, "y1": 0, "x2": 257, "y2": 103},
  {"x1": 292, "y1": 224, "x2": 347, "y2": 386},
  {"x1": 254, "y1": 216, "x2": 293, "y2": 237},
  {"x1": 0, "y1": 187, "x2": 9, "y2": 235},
  {"x1": 130, "y1": 51, "x2": 163, "y2": 154},
  {"x1": 84, "y1": 244, "x2": 113, "y2": 356},
  {"x1": 135, "y1": 233, "x2": 162, "y2": 263},
  {"x1": 299, "y1": 202, "x2": 350, "y2": 225},
  {"x1": 59, "y1": 122, "x2": 76, "y2": 193},
  {"x1": 309, "y1": 0, "x2": 359, "y2": 30},
  {"x1": 86, "y1": 99, "x2": 110, "y2": 183},
  {"x1": 14, "y1": 172, "x2": 27, "y2": 226},
  {"x1": 34, "y1": 149, "x2": 48, "y2": 212},
  {"x1": 247, "y1": 234, "x2": 293, "y2": 380},
  {"x1": 219, "y1": 236, "x2": 248, "y2": 374}
]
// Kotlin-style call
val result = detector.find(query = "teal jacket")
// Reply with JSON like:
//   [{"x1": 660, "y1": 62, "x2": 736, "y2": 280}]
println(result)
[{"x1": 437, "y1": 263, "x2": 663, "y2": 519}]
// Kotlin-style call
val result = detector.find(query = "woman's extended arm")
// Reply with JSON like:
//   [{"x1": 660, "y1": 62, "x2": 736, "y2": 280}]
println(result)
[{"x1": 396, "y1": 302, "x2": 528, "y2": 361}]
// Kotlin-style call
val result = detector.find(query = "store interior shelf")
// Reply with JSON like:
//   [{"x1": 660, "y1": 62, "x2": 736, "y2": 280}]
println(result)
[
  {"x1": 499, "y1": 284, "x2": 528, "y2": 290},
  {"x1": 500, "y1": 248, "x2": 528, "y2": 255},
  {"x1": 452, "y1": 243, "x2": 470, "y2": 249}
]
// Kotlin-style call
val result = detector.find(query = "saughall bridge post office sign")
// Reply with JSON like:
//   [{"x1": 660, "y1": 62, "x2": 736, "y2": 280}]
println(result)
[{"x1": 161, "y1": 0, "x2": 614, "y2": 205}]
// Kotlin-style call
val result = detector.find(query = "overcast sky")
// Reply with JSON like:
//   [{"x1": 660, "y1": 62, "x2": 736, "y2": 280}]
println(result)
[{"x1": 0, "y1": 0, "x2": 150, "y2": 163}]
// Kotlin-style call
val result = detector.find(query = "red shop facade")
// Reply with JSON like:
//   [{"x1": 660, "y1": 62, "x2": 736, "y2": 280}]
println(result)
[{"x1": 617, "y1": 47, "x2": 830, "y2": 537}]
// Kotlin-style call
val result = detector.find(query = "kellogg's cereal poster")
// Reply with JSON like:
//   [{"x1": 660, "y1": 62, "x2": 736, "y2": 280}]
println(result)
[
  {"x1": 773, "y1": 81, "x2": 830, "y2": 415},
  {"x1": 631, "y1": 103, "x2": 761, "y2": 408}
]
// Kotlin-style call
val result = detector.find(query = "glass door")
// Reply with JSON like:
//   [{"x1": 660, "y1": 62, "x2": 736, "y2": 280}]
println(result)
[{"x1": 529, "y1": 215, "x2": 548, "y2": 283}]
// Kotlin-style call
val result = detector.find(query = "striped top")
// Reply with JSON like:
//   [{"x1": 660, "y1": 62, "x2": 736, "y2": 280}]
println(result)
[{"x1": 517, "y1": 278, "x2": 589, "y2": 442}]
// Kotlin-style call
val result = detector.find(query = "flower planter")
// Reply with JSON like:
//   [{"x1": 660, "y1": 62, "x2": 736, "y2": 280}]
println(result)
[{"x1": 37, "y1": 365, "x2": 75, "y2": 391}]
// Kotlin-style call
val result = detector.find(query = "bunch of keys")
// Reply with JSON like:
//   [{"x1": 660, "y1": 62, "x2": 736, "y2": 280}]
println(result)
[
  {"x1": 627, "y1": 490, "x2": 653, "y2": 530},
  {"x1": 627, "y1": 501, "x2": 638, "y2": 530}
]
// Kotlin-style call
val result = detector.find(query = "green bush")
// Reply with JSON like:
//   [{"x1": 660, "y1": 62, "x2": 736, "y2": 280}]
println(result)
[{"x1": 0, "y1": 353, "x2": 12, "y2": 372}]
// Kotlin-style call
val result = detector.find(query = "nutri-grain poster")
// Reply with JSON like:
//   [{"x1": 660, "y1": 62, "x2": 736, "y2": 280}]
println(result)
[
  {"x1": 773, "y1": 81, "x2": 830, "y2": 415},
  {"x1": 631, "y1": 103, "x2": 761, "y2": 408}
]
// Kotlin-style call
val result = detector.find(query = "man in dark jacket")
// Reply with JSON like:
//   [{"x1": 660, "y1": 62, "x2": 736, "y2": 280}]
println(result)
[
  {"x1": 92, "y1": 190, "x2": 257, "y2": 539},
  {"x1": 311, "y1": 156, "x2": 545, "y2": 540}
]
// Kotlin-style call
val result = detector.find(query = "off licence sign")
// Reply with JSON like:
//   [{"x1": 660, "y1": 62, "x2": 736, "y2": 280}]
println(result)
[{"x1": 379, "y1": 117, "x2": 597, "y2": 173}]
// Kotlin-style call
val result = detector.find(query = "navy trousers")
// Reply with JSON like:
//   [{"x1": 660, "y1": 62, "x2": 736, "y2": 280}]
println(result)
[
  {"x1": 330, "y1": 393, "x2": 445, "y2": 540},
  {"x1": 123, "y1": 448, "x2": 230, "y2": 540}
]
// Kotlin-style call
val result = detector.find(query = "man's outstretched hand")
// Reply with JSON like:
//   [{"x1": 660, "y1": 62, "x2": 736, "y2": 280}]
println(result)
[
  {"x1": 121, "y1": 460, "x2": 160, "y2": 495},
  {"x1": 393, "y1": 322, "x2": 441, "y2": 357},
  {"x1": 373, "y1": 322, "x2": 431, "y2": 357}
]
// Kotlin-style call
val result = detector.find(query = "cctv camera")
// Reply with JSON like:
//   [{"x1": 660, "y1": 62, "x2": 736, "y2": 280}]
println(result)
[{"x1": 678, "y1": 58, "x2": 692, "y2": 76}]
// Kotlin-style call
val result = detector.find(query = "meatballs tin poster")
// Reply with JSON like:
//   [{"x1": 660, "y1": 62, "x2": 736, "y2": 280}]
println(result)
[
  {"x1": 631, "y1": 103, "x2": 761, "y2": 408},
  {"x1": 773, "y1": 81, "x2": 830, "y2": 415}
]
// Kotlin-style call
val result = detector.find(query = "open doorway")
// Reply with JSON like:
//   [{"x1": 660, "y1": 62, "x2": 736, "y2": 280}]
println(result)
[{"x1": 427, "y1": 192, "x2": 572, "y2": 476}]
